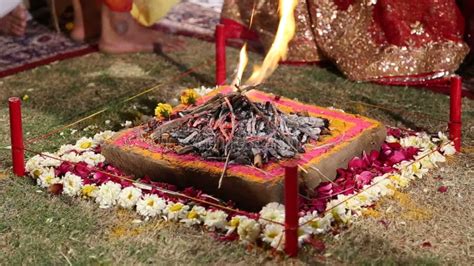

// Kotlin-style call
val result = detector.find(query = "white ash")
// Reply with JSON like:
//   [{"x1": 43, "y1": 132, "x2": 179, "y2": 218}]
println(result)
[{"x1": 143, "y1": 93, "x2": 329, "y2": 166}]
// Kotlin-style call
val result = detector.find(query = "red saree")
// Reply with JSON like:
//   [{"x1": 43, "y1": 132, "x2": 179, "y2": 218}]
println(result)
[
  {"x1": 101, "y1": 0, "x2": 133, "y2": 12},
  {"x1": 222, "y1": 0, "x2": 469, "y2": 82}
]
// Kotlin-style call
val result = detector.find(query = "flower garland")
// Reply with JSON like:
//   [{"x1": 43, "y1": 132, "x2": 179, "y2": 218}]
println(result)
[
  {"x1": 24, "y1": 87, "x2": 456, "y2": 252},
  {"x1": 25, "y1": 129, "x2": 455, "y2": 251}
]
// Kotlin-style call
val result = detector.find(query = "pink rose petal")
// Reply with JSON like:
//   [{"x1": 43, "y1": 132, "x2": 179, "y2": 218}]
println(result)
[{"x1": 438, "y1": 186, "x2": 448, "y2": 193}]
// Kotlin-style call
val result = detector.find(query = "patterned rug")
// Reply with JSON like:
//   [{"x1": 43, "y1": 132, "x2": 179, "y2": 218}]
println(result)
[
  {"x1": 0, "y1": 20, "x2": 97, "y2": 78},
  {"x1": 154, "y1": 0, "x2": 223, "y2": 41},
  {"x1": 0, "y1": 1, "x2": 220, "y2": 78}
]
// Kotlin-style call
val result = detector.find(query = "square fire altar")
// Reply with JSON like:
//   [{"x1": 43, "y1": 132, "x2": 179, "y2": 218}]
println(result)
[{"x1": 102, "y1": 87, "x2": 385, "y2": 210}]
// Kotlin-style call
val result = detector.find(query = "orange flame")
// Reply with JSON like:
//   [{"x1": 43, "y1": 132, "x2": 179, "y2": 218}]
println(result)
[
  {"x1": 245, "y1": 0, "x2": 298, "y2": 86},
  {"x1": 232, "y1": 43, "x2": 249, "y2": 87}
]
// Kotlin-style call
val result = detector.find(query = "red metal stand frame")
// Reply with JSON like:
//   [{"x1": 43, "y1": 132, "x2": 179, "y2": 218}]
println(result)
[
  {"x1": 5, "y1": 24, "x2": 464, "y2": 257},
  {"x1": 449, "y1": 76, "x2": 462, "y2": 152},
  {"x1": 284, "y1": 165, "x2": 299, "y2": 257},
  {"x1": 214, "y1": 22, "x2": 464, "y2": 255},
  {"x1": 9, "y1": 97, "x2": 25, "y2": 176}
]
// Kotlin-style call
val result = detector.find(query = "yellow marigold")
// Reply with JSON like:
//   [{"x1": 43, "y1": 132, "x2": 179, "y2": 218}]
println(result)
[
  {"x1": 65, "y1": 22, "x2": 74, "y2": 31},
  {"x1": 155, "y1": 103, "x2": 173, "y2": 119},
  {"x1": 180, "y1": 89, "x2": 199, "y2": 105}
]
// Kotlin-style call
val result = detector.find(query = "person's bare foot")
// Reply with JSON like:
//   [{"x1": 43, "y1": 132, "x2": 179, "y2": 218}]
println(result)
[
  {"x1": 0, "y1": 4, "x2": 27, "y2": 36},
  {"x1": 70, "y1": 0, "x2": 101, "y2": 42},
  {"x1": 98, "y1": 5, "x2": 185, "y2": 54}
]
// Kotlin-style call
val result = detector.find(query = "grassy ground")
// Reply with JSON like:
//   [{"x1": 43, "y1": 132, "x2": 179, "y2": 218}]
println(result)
[{"x1": 0, "y1": 37, "x2": 473, "y2": 265}]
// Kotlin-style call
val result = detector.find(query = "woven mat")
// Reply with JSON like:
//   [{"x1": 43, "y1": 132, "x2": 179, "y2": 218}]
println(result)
[{"x1": 0, "y1": 20, "x2": 96, "y2": 78}]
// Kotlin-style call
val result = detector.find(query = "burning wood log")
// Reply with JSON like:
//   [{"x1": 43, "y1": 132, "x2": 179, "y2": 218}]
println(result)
[{"x1": 143, "y1": 91, "x2": 329, "y2": 168}]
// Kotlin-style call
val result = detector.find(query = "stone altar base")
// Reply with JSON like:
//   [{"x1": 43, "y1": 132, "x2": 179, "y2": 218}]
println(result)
[{"x1": 102, "y1": 87, "x2": 386, "y2": 210}]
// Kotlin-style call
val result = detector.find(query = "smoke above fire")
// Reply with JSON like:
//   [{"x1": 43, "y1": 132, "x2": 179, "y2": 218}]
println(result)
[{"x1": 233, "y1": 0, "x2": 298, "y2": 87}]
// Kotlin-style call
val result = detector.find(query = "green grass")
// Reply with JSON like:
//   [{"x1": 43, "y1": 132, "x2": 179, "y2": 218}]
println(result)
[{"x1": 0, "y1": 37, "x2": 473, "y2": 264}]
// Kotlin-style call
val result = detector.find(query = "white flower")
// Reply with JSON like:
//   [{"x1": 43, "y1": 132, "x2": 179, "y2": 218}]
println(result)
[
  {"x1": 93, "y1": 130, "x2": 115, "y2": 144},
  {"x1": 80, "y1": 151, "x2": 105, "y2": 166},
  {"x1": 165, "y1": 202, "x2": 189, "y2": 221},
  {"x1": 433, "y1": 132, "x2": 449, "y2": 144},
  {"x1": 83, "y1": 124, "x2": 97, "y2": 132},
  {"x1": 136, "y1": 194, "x2": 167, "y2": 217},
  {"x1": 26, "y1": 155, "x2": 41, "y2": 171},
  {"x1": 57, "y1": 144, "x2": 76, "y2": 155},
  {"x1": 26, "y1": 155, "x2": 45, "y2": 178},
  {"x1": 75, "y1": 137, "x2": 96, "y2": 151},
  {"x1": 441, "y1": 143, "x2": 456, "y2": 156},
  {"x1": 298, "y1": 227, "x2": 311, "y2": 247},
  {"x1": 364, "y1": 176, "x2": 394, "y2": 198},
  {"x1": 429, "y1": 151, "x2": 446, "y2": 165},
  {"x1": 343, "y1": 194, "x2": 364, "y2": 210},
  {"x1": 397, "y1": 161, "x2": 428, "y2": 179},
  {"x1": 262, "y1": 224, "x2": 284, "y2": 250},
  {"x1": 225, "y1": 215, "x2": 248, "y2": 235},
  {"x1": 204, "y1": 210, "x2": 228, "y2": 231},
  {"x1": 368, "y1": 0, "x2": 377, "y2": 6},
  {"x1": 327, "y1": 203, "x2": 351, "y2": 224},
  {"x1": 370, "y1": 175, "x2": 394, "y2": 197},
  {"x1": 31, "y1": 152, "x2": 61, "y2": 168},
  {"x1": 81, "y1": 184, "x2": 98, "y2": 198},
  {"x1": 180, "y1": 205, "x2": 206, "y2": 226},
  {"x1": 62, "y1": 172, "x2": 83, "y2": 196},
  {"x1": 389, "y1": 173, "x2": 410, "y2": 187},
  {"x1": 60, "y1": 151, "x2": 83, "y2": 163},
  {"x1": 118, "y1": 186, "x2": 142, "y2": 209},
  {"x1": 400, "y1": 136, "x2": 419, "y2": 148},
  {"x1": 121, "y1": 120, "x2": 132, "y2": 128},
  {"x1": 194, "y1": 85, "x2": 216, "y2": 96},
  {"x1": 299, "y1": 211, "x2": 330, "y2": 235},
  {"x1": 95, "y1": 181, "x2": 122, "y2": 208},
  {"x1": 237, "y1": 218, "x2": 260, "y2": 244},
  {"x1": 400, "y1": 133, "x2": 435, "y2": 150},
  {"x1": 259, "y1": 202, "x2": 285, "y2": 224},
  {"x1": 37, "y1": 168, "x2": 60, "y2": 188},
  {"x1": 385, "y1": 135, "x2": 399, "y2": 143}
]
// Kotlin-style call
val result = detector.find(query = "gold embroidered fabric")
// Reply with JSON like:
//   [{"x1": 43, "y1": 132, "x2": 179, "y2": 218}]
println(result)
[
  {"x1": 222, "y1": 0, "x2": 325, "y2": 63},
  {"x1": 222, "y1": 0, "x2": 469, "y2": 81},
  {"x1": 308, "y1": 0, "x2": 469, "y2": 81}
]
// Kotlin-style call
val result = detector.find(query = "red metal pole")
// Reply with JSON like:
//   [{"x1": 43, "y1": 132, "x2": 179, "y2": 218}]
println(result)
[
  {"x1": 284, "y1": 165, "x2": 298, "y2": 257},
  {"x1": 9, "y1": 97, "x2": 25, "y2": 176},
  {"x1": 449, "y1": 76, "x2": 462, "y2": 152},
  {"x1": 215, "y1": 24, "x2": 226, "y2": 85}
]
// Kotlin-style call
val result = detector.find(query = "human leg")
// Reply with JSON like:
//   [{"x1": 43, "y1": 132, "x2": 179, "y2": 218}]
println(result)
[
  {"x1": 98, "y1": 2, "x2": 184, "y2": 54},
  {"x1": 70, "y1": 0, "x2": 101, "y2": 42}
]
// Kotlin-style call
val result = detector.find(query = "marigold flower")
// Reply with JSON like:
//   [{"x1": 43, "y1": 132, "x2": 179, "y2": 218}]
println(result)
[
  {"x1": 155, "y1": 103, "x2": 173, "y2": 119},
  {"x1": 65, "y1": 22, "x2": 74, "y2": 31},
  {"x1": 180, "y1": 89, "x2": 200, "y2": 105}
]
